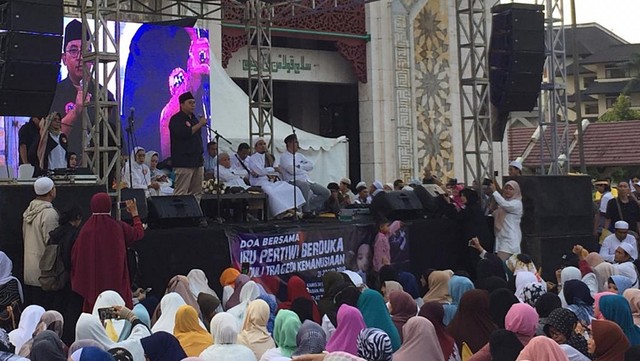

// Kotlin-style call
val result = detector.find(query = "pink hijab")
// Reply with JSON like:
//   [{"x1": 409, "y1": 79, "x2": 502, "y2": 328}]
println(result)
[
  {"x1": 326, "y1": 304, "x2": 367, "y2": 355},
  {"x1": 494, "y1": 180, "x2": 522, "y2": 231},
  {"x1": 594, "y1": 291, "x2": 616, "y2": 320},
  {"x1": 516, "y1": 336, "x2": 569, "y2": 361},
  {"x1": 505, "y1": 303, "x2": 539, "y2": 339},
  {"x1": 585, "y1": 252, "x2": 605, "y2": 268}
]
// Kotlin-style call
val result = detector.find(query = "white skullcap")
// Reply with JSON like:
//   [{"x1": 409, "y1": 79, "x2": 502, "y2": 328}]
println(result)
[
  {"x1": 509, "y1": 160, "x2": 523, "y2": 170},
  {"x1": 34, "y1": 177, "x2": 54, "y2": 196},
  {"x1": 356, "y1": 181, "x2": 367, "y2": 189},
  {"x1": 617, "y1": 243, "x2": 634, "y2": 258},
  {"x1": 372, "y1": 180, "x2": 383, "y2": 190},
  {"x1": 615, "y1": 220, "x2": 629, "y2": 230}
]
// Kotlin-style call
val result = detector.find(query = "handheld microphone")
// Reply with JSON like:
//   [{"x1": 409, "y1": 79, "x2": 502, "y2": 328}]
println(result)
[{"x1": 128, "y1": 107, "x2": 135, "y2": 122}]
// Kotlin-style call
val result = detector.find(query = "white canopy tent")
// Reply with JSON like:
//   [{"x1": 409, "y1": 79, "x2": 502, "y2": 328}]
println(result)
[{"x1": 210, "y1": 55, "x2": 349, "y2": 186}]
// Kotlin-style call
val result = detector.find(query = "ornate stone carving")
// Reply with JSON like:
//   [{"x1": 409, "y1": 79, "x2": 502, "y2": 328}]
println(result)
[
  {"x1": 221, "y1": 30, "x2": 247, "y2": 68},
  {"x1": 335, "y1": 41, "x2": 367, "y2": 83}
]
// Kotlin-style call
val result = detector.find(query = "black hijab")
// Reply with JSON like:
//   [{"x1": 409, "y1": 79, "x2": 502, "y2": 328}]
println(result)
[
  {"x1": 489, "y1": 288, "x2": 520, "y2": 329},
  {"x1": 476, "y1": 276, "x2": 509, "y2": 294},
  {"x1": 534, "y1": 293, "x2": 562, "y2": 318},
  {"x1": 30, "y1": 330, "x2": 66, "y2": 361},
  {"x1": 140, "y1": 331, "x2": 187, "y2": 361},
  {"x1": 489, "y1": 329, "x2": 524, "y2": 361},
  {"x1": 318, "y1": 271, "x2": 348, "y2": 326}
]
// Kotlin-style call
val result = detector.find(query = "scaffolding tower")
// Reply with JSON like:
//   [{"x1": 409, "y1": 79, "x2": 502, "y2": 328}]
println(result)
[{"x1": 455, "y1": 0, "x2": 494, "y2": 185}]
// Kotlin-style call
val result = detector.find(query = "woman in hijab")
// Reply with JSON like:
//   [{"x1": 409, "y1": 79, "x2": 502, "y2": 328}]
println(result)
[
  {"x1": 260, "y1": 310, "x2": 301, "y2": 361},
  {"x1": 514, "y1": 271, "x2": 545, "y2": 305},
  {"x1": 356, "y1": 328, "x2": 393, "y2": 361},
  {"x1": 533, "y1": 293, "x2": 561, "y2": 335},
  {"x1": 593, "y1": 263, "x2": 617, "y2": 292},
  {"x1": 515, "y1": 336, "x2": 569, "y2": 361},
  {"x1": 75, "y1": 310, "x2": 150, "y2": 361},
  {"x1": 356, "y1": 289, "x2": 401, "y2": 351},
  {"x1": 237, "y1": 299, "x2": 275, "y2": 360},
  {"x1": 418, "y1": 302, "x2": 458, "y2": 361},
  {"x1": 278, "y1": 276, "x2": 321, "y2": 323},
  {"x1": 542, "y1": 308, "x2": 589, "y2": 358},
  {"x1": 422, "y1": 270, "x2": 453, "y2": 304},
  {"x1": 558, "y1": 267, "x2": 582, "y2": 307},
  {"x1": 443, "y1": 275, "x2": 474, "y2": 326},
  {"x1": 563, "y1": 279, "x2": 594, "y2": 326},
  {"x1": 257, "y1": 294, "x2": 277, "y2": 334},
  {"x1": 69, "y1": 346, "x2": 114, "y2": 361},
  {"x1": 225, "y1": 274, "x2": 250, "y2": 311},
  {"x1": 388, "y1": 291, "x2": 416, "y2": 341},
  {"x1": 33, "y1": 112, "x2": 67, "y2": 176},
  {"x1": 71, "y1": 193, "x2": 144, "y2": 312},
  {"x1": 291, "y1": 297, "x2": 316, "y2": 324},
  {"x1": 0, "y1": 251, "x2": 23, "y2": 308},
  {"x1": 69, "y1": 339, "x2": 106, "y2": 355},
  {"x1": 17, "y1": 310, "x2": 65, "y2": 357},
  {"x1": 489, "y1": 288, "x2": 519, "y2": 328},
  {"x1": 590, "y1": 319, "x2": 630, "y2": 361},
  {"x1": 151, "y1": 293, "x2": 187, "y2": 334},
  {"x1": 446, "y1": 289, "x2": 497, "y2": 354},
  {"x1": 8, "y1": 305, "x2": 44, "y2": 352},
  {"x1": 470, "y1": 303, "x2": 538, "y2": 361},
  {"x1": 381, "y1": 281, "x2": 403, "y2": 303},
  {"x1": 199, "y1": 312, "x2": 256, "y2": 361},
  {"x1": 475, "y1": 276, "x2": 509, "y2": 294},
  {"x1": 219, "y1": 268, "x2": 240, "y2": 310},
  {"x1": 140, "y1": 331, "x2": 187, "y2": 360},
  {"x1": 227, "y1": 281, "x2": 261, "y2": 326},
  {"x1": 318, "y1": 272, "x2": 348, "y2": 338},
  {"x1": 593, "y1": 291, "x2": 616, "y2": 320},
  {"x1": 187, "y1": 270, "x2": 219, "y2": 302},
  {"x1": 326, "y1": 304, "x2": 367, "y2": 356},
  {"x1": 93, "y1": 290, "x2": 131, "y2": 342},
  {"x1": 197, "y1": 293, "x2": 221, "y2": 331},
  {"x1": 393, "y1": 317, "x2": 444, "y2": 361},
  {"x1": 491, "y1": 180, "x2": 523, "y2": 260},
  {"x1": 489, "y1": 330, "x2": 524, "y2": 361},
  {"x1": 160, "y1": 275, "x2": 201, "y2": 320},
  {"x1": 608, "y1": 275, "x2": 633, "y2": 295},
  {"x1": 29, "y1": 330, "x2": 66, "y2": 361},
  {"x1": 292, "y1": 320, "x2": 326, "y2": 357},
  {"x1": 624, "y1": 289, "x2": 640, "y2": 325},
  {"x1": 173, "y1": 305, "x2": 212, "y2": 357},
  {"x1": 143, "y1": 150, "x2": 173, "y2": 196},
  {"x1": 598, "y1": 294, "x2": 640, "y2": 346}
]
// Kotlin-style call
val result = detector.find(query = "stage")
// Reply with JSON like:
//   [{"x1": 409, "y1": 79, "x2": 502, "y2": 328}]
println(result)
[{"x1": 0, "y1": 183, "x2": 465, "y2": 299}]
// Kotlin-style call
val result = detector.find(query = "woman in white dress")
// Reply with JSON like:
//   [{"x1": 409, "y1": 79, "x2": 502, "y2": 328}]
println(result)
[
  {"x1": 491, "y1": 180, "x2": 523, "y2": 260},
  {"x1": 145, "y1": 150, "x2": 173, "y2": 196},
  {"x1": 247, "y1": 138, "x2": 305, "y2": 218}
]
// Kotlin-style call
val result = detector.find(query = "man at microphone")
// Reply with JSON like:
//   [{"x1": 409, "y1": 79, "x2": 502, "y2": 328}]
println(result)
[{"x1": 169, "y1": 92, "x2": 207, "y2": 203}]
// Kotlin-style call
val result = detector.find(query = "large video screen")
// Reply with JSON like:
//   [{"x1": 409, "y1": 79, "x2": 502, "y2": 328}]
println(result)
[{"x1": 1, "y1": 18, "x2": 210, "y2": 170}]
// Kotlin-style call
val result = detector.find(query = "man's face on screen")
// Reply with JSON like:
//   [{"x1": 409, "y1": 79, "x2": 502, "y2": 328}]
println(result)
[{"x1": 62, "y1": 40, "x2": 92, "y2": 84}]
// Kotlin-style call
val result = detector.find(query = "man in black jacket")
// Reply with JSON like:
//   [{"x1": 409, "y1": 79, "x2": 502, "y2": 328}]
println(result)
[{"x1": 169, "y1": 91, "x2": 207, "y2": 199}]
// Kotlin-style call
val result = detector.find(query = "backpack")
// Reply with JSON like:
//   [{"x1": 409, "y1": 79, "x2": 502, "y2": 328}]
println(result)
[{"x1": 39, "y1": 242, "x2": 68, "y2": 291}]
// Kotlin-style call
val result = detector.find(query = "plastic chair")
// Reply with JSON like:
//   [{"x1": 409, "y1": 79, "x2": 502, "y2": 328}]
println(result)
[{"x1": 18, "y1": 164, "x2": 35, "y2": 179}]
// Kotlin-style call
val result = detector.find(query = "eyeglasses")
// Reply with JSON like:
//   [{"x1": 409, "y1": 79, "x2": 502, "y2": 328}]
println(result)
[{"x1": 65, "y1": 47, "x2": 82, "y2": 58}]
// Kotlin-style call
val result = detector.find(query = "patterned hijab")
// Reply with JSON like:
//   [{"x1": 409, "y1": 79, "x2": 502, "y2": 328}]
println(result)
[
  {"x1": 292, "y1": 320, "x2": 326, "y2": 356},
  {"x1": 543, "y1": 308, "x2": 589, "y2": 357},
  {"x1": 356, "y1": 328, "x2": 393, "y2": 361}
]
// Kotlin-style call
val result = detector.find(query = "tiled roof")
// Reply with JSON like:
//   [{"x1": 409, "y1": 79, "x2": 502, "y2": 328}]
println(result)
[
  {"x1": 581, "y1": 43, "x2": 640, "y2": 64},
  {"x1": 508, "y1": 120, "x2": 640, "y2": 167}
]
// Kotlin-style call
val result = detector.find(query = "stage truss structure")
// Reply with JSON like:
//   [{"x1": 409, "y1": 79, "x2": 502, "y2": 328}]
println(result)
[
  {"x1": 455, "y1": 0, "x2": 494, "y2": 185},
  {"x1": 536, "y1": 0, "x2": 569, "y2": 175}
]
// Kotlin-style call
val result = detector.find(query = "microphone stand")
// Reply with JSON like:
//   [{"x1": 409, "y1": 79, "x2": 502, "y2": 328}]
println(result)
[
  {"x1": 206, "y1": 123, "x2": 232, "y2": 224},
  {"x1": 291, "y1": 124, "x2": 298, "y2": 222},
  {"x1": 125, "y1": 112, "x2": 137, "y2": 190}
]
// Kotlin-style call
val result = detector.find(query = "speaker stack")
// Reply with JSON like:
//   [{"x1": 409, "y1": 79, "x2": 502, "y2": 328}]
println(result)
[
  {"x1": 0, "y1": 0, "x2": 63, "y2": 116},
  {"x1": 489, "y1": 3, "x2": 545, "y2": 141}
]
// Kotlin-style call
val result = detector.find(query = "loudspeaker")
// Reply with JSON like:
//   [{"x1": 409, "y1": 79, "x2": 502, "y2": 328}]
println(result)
[
  {"x1": 147, "y1": 195, "x2": 203, "y2": 228},
  {"x1": 370, "y1": 191, "x2": 424, "y2": 221},
  {"x1": 0, "y1": 61, "x2": 60, "y2": 91},
  {"x1": 0, "y1": 32, "x2": 63, "y2": 63},
  {"x1": 523, "y1": 234, "x2": 594, "y2": 282},
  {"x1": 0, "y1": 0, "x2": 64, "y2": 34},
  {"x1": 489, "y1": 3, "x2": 545, "y2": 141},
  {"x1": 512, "y1": 175, "x2": 593, "y2": 238},
  {"x1": 113, "y1": 188, "x2": 149, "y2": 223},
  {"x1": 0, "y1": 90, "x2": 55, "y2": 116}
]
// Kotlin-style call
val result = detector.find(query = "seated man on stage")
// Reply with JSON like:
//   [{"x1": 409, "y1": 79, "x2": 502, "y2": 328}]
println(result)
[
  {"x1": 230, "y1": 142, "x2": 251, "y2": 182},
  {"x1": 123, "y1": 146, "x2": 159, "y2": 197},
  {"x1": 247, "y1": 138, "x2": 305, "y2": 219},
  {"x1": 203, "y1": 141, "x2": 218, "y2": 180},
  {"x1": 277, "y1": 134, "x2": 330, "y2": 216},
  {"x1": 215, "y1": 152, "x2": 249, "y2": 189}
]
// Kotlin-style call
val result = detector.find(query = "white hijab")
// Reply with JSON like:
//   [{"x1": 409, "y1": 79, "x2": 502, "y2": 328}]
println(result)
[
  {"x1": 0, "y1": 252, "x2": 23, "y2": 303},
  {"x1": 559, "y1": 267, "x2": 582, "y2": 307},
  {"x1": 515, "y1": 271, "x2": 544, "y2": 302},
  {"x1": 227, "y1": 281, "x2": 261, "y2": 326},
  {"x1": 151, "y1": 292, "x2": 186, "y2": 333},
  {"x1": 8, "y1": 305, "x2": 44, "y2": 352},
  {"x1": 187, "y1": 269, "x2": 219, "y2": 299},
  {"x1": 92, "y1": 290, "x2": 128, "y2": 340},
  {"x1": 199, "y1": 312, "x2": 257, "y2": 361},
  {"x1": 75, "y1": 313, "x2": 147, "y2": 361}
]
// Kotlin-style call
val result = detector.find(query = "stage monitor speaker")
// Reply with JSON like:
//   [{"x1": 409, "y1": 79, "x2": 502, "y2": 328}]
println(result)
[
  {"x1": 370, "y1": 190, "x2": 424, "y2": 221},
  {"x1": 509, "y1": 175, "x2": 593, "y2": 237},
  {"x1": 0, "y1": 90, "x2": 55, "y2": 116},
  {"x1": 147, "y1": 195, "x2": 203, "y2": 228},
  {"x1": 113, "y1": 188, "x2": 148, "y2": 223},
  {"x1": 0, "y1": 0, "x2": 64, "y2": 34},
  {"x1": 489, "y1": 3, "x2": 545, "y2": 141}
]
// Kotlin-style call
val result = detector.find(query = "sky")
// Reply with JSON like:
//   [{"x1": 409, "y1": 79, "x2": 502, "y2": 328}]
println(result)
[{"x1": 500, "y1": 0, "x2": 640, "y2": 43}]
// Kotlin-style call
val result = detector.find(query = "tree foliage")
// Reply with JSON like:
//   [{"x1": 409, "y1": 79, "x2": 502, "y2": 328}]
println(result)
[{"x1": 599, "y1": 94, "x2": 640, "y2": 122}]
